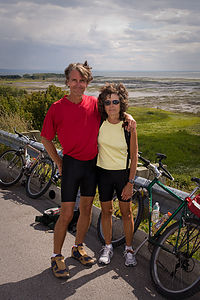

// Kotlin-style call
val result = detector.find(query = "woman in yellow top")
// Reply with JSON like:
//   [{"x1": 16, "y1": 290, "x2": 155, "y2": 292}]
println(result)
[{"x1": 97, "y1": 82, "x2": 138, "y2": 266}]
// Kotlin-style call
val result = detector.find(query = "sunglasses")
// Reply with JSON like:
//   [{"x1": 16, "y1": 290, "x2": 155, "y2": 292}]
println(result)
[{"x1": 104, "y1": 99, "x2": 120, "y2": 106}]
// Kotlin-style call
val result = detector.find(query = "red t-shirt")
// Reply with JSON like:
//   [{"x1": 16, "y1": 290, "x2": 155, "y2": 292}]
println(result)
[{"x1": 41, "y1": 95, "x2": 101, "y2": 160}]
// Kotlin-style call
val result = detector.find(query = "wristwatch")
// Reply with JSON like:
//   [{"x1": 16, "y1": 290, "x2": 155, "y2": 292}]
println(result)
[{"x1": 128, "y1": 179, "x2": 134, "y2": 184}]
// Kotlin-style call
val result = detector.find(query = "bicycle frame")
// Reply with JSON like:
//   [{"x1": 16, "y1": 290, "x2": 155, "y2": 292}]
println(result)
[
  {"x1": 15, "y1": 141, "x2": 44, "y2": 176},
  {"x1": 135, "y1": 177, "x2": 198, "y2": 256},
  {"x1": 147, "y1": 177, "x2": 187, "y2": 240},
  {"x1": 24, "y1": 143, "x2": 43, "y2": 171}
]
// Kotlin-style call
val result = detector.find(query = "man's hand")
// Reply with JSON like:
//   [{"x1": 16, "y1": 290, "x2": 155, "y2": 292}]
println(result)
[
  {"x1": 41, "y1": 136, "x2": 63, "y2": 175},
  {"x1": 56, "y1": 157, "x2": 63, "y2": 176},
  {"x1": 124, "y1": 113, "x2": 136, "y2": 131}
]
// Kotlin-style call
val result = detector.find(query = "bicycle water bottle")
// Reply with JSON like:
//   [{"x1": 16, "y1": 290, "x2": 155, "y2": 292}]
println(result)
[
  {"x1": 152, "y1": 202, "x2": 160, "y2": 223},
  {"x1": 154, "y1": 212, "x2": 172, "y2": 232},
  {"x1": 25, "y1": 154, "x2": 32, "y2": 168}
]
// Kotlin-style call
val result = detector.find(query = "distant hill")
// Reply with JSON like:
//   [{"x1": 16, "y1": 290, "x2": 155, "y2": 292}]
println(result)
[
  {"x1": 0, "y1": 73, "x2": 65, "y2": 80},
  {"x1": 0, "y1": 69, "x2": 63, "y2": 76}
]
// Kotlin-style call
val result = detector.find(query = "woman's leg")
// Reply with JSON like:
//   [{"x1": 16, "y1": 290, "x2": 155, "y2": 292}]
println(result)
[
  {"x1": 99, "y1": 200, "x2": 114, "y2": 265},
  {"x1": 119, "y1": 200, "x2": 134, "y2": 246},
  {"x1": 119, "y1": 200, "x2": 137, "y2": 266},
  {"x1": 100, "y1": 200, "x2": 113, "y2": 245}
]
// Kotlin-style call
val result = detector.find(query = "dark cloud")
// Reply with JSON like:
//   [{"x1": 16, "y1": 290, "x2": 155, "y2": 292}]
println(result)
[
  {"x1": 114, "y1": 0, "x2": 200, "y2": 11},
  {"x1": 0, "y1": 0, "x2": 200, "y2": 71},
  {"x1": 0, "y1": 0, "x2": 97, "y2": 8}
]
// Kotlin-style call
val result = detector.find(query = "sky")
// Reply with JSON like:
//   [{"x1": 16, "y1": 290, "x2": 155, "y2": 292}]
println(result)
[{"x1": 1, "y1": 0, "x2": 200, "y2": 72}]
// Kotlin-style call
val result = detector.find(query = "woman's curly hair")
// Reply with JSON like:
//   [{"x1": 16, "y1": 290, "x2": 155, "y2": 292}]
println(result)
[
  {"x1": 64, "y1": 60, "x2": 93, "y2": 84},
  {"x1": 98, "y1": 82, "x2": 129, "y2": 120}
]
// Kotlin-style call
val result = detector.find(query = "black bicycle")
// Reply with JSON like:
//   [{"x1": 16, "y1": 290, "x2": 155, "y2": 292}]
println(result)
[
  {"x1": 0, "y1": 129, "x2": 57, "y2": 198},
  {"x1": 97, "y1": 188, "x2": 144, "y2": 248}
]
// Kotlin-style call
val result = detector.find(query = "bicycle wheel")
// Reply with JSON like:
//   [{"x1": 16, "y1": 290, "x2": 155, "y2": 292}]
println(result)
[
  {"x1": 26, "y1": 157, "x2": 55, "y2": 199},
  {"x1": 97, "y1": 191, "x2": 144, "y2": 247},
  {"x1": 0, "y1": 149, "x2": 24, "y2": 186},
  {"x1": 150, "y1": 218, "x2": 200, "y2": 299}
]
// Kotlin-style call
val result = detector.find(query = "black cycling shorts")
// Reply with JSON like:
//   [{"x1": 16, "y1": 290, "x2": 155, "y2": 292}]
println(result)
[
  {"x1": 97, "y1": 167, "x2": 130, "y2": 202},
  {"x1": 61, "y1": 155, "x2": 97, "y2": 202}
]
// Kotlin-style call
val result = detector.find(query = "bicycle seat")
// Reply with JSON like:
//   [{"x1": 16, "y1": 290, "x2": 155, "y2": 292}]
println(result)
[
  {"x1": 191, "y1": 177, "x2": 200, "y2": 184},
  {"x1": 156, "y1": 153, "x2": 167, "y2": 160}
]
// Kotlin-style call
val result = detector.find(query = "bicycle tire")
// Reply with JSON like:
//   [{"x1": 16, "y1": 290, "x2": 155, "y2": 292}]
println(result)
[
  {"x1": 0, "y1": 149, "x2": 24, "y2": 186},
  {"x1": 26, "y1": 157, "x2": 55, "y2": 199},
  {"x1": 97, "y1": 191, "x2": 144, "y2": 247},
  {"x1": 150, "y1": 218, "x2": 200, "y2": 299}
]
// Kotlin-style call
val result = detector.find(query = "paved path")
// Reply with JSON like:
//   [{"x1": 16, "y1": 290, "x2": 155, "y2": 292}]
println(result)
[{"x1": 0, "y1": 184, "x2": 199, "y2": 300}]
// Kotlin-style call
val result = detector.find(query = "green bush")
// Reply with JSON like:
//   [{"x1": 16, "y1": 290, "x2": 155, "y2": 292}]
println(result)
[{"x1": 0, "y1": 84, "x2": 66, "y2": 130}]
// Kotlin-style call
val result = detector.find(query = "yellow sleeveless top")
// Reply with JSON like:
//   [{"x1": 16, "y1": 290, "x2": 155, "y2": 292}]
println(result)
[{"x1": 97, "y1": 120, "x2": 128, "y2": 170}]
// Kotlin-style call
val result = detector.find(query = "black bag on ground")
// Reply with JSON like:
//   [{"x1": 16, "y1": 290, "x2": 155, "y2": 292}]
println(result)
[{"x1": 35, "y1": 207, "x2": 80, "y2": 232}]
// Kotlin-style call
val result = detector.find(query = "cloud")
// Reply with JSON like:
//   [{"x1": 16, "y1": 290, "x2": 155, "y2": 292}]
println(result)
[{"x1": 0, "y1": 0, "x2": 200, "y2": 71}]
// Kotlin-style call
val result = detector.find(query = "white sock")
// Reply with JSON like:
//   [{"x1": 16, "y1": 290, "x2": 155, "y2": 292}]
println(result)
[
  {"x1": 105, "y1": 244, "x2": 113, "y2": 249},
  {"x1": 125, "y1": 246, "x2": 133, "y2": 251},
  {"x1": 51, "y1": 253, "x2": 60, "y2": 257}
]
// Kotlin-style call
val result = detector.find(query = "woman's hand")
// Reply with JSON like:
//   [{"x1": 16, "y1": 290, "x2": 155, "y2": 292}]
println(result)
[{"x1": 121, "y1": 183, "x2": 134, "y2": 201}]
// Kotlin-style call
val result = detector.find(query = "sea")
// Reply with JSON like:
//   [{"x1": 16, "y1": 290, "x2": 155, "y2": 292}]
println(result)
[{"x1": 1, "y1": 68, "x2": 200, "y2": 79}]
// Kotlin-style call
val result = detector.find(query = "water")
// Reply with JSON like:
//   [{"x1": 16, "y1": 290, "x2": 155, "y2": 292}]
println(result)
[
  {"x1": 93, "y1": 70, "x2": 200, "y2": 79},
  {"x1": 1, "y1": 68, "x2": 200, "y2": 79}
]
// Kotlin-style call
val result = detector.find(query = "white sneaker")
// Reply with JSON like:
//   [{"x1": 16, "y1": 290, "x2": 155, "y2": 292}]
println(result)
[
  {"x1": 124, "y1": 250, "x2": 137, "y2": 267},
  {"x1": 99, "y1": 245, "x2": 113, "y2": 265}
]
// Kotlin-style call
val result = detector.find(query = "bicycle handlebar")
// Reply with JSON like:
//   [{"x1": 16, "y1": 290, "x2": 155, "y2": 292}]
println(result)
[
  {"x1": 14, "y1": 128, "x2": 45, "y2": 153},
  {"x1": 14, "y1": 128, "x2": 30, "y2": 142},
  {"x1": 138, "y1": 152, "x2": 174, "y2": 181},
  {"x1": 159, "y1": 164, "x2": 174, "y2": 181},
  {"x1": 14, "y1": 128, "x2": 37, "y2": 144}
]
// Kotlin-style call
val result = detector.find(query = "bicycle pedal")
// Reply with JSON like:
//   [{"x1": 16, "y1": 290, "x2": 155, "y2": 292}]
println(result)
[{"x1": 21, "y1": 180, "x2": 26, "y2": 187}]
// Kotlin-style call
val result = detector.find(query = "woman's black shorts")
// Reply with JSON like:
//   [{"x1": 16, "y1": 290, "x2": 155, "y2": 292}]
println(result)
[
  {"x1": 61, "y1": 155, "x2": 97, "y2": 202},
  {"x1": 97, "y1": 167, "x2": 130, "y2": 202}
]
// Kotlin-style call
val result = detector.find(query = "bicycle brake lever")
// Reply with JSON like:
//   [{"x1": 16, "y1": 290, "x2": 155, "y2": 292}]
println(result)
[{"x1": 149, "y1": 164, "x2": 162, "y2": 178}]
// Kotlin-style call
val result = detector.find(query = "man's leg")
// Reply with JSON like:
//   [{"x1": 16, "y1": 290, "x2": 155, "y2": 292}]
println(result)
[
  {"x1": 71, "y1": 195, "x2": 96, "y2": 266},
  {"x1": 54, "y1": 201, "x2": 75, "y2": 254},
  {"x1": 51, "y1": 202, "x2": 75, "y2": 279},
  {"x1": 75, "y1": 195, "x2": 94, "y2": 244}
]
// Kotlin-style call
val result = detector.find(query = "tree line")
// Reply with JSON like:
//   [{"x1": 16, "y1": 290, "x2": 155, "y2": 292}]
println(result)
[{"x1": 0, "y1": 73, "x2": 65, "y2": 80}]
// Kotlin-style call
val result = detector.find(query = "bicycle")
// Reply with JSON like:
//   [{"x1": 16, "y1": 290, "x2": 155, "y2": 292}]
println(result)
[
  {"x1": 134, "y1": 152, "x2": 200, "y2": 299},
  {"x1": 0, "y1": 129, "x2": 58, "y2": 199},
  {"x1": 97, "y1": 189, "x2": 144, "y2": 247}
]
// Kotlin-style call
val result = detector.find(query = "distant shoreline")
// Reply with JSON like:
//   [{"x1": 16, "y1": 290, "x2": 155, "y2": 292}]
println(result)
[
  {"x1": 1, "y1": 75, "x2": 200, "y2": 114},
  {"x1": 1, "y1": 69, "x2": 200, "y2": 79}
]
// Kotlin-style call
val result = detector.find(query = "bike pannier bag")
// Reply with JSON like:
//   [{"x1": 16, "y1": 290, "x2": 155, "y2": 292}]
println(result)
[{"x1": 187, "y1": 194, "x2": 200, "y2": 218}]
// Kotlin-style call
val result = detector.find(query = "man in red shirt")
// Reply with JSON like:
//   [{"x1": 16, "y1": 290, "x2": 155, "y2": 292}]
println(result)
[{"x1": 41, "y1": 61, "x2": 135, "y2": 278}]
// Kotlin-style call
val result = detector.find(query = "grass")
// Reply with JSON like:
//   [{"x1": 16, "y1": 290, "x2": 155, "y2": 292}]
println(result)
[
  {"x1": 0, "y1": 112, "x2": 32, "y2": 133},
  {"x1": 128, "y1": 107, "x2": 200, "y2": 191}
]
